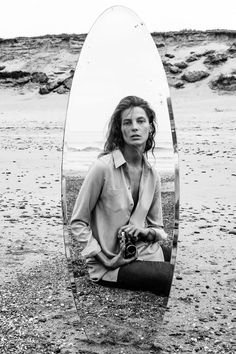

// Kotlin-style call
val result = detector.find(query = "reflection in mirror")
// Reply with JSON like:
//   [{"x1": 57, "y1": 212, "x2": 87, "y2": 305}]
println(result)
[{"x1": 62, "y1": 5, "x2": 179, "y2": 337}]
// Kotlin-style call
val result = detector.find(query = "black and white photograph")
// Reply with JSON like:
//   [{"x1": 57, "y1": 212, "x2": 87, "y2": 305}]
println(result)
[{"x1": 0, "y1": 1, "x2": 235, "y2": 353}]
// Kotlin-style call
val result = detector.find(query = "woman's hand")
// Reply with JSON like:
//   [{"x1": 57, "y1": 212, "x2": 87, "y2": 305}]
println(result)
[
  {"x1": 107, "y1": 244, "x2": 137, "y2": 269},
  {"x1": 118, "y1": 224, "x2": 149, "y2": 241},
  {"x1": 95, "y1": 246, "x2": 137, "y2": 270},
  {"x1": 118, "y1": 225, "x2": 167, "y2": 242}
]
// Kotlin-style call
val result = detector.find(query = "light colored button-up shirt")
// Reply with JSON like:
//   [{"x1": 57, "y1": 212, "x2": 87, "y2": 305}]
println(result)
[{"x1": 70, "y1": 149, "x2": 164, "y2": 282}]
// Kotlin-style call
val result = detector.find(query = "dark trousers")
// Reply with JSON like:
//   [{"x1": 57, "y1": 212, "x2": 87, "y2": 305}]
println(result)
[{"x1": 98, "y1": 245, "x2": 173, "y2": 297}]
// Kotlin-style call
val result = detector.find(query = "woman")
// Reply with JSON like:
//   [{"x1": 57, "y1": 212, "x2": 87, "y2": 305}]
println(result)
[{"x1": 70, "y1": 96, "x2": 173, "y2": 296}]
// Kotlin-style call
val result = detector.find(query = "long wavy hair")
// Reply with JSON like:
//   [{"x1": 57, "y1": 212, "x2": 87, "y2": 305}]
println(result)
[{"x1": 101, "y1": 96, "x2": 157, "y2": 155}]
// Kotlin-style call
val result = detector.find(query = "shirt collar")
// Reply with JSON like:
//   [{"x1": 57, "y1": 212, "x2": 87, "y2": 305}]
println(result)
[
  {"x1": 112, "y1": 149, "x2": 126, "y2": 168},
  {"x1": 112, "y1": 149, "x2": 152, "y2": 169}
]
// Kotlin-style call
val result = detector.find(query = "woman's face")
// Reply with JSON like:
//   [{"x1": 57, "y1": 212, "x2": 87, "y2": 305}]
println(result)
[{"x1": 121, "y1": 106, "x2": 150, "y2": 149}]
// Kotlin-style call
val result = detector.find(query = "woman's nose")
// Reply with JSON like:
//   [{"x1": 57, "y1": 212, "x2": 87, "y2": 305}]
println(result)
[{"x1": 131, "y1": 121, "x2": 138, "y2": 130}]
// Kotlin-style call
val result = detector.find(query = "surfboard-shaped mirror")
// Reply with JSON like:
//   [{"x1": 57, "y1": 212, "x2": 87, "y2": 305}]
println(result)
[{"x1": 62, "y1": 5, "x2": 179, "y2": 338}]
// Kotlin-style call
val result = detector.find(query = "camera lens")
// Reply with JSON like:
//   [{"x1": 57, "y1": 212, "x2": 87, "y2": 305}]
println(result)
[{"x1": 125, "y1": 244, "x2": 136, "y2": 258}]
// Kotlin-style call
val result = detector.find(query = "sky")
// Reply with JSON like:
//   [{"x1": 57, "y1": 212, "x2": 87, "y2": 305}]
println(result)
[
  {"x1": 65, "y1": 6, "x2": 171, "y2": 134},
  {"x1": 1, "y1": 0, "x2": 236, "y2": 39}
]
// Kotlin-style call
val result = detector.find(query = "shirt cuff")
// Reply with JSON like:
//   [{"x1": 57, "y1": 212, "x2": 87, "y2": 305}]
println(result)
[
  {"x1": 149, "y1": 227, "x2": 167, "y2": 241},
  {"x1": 81, "y1": 238, "x2": 102, "y2": 259}
]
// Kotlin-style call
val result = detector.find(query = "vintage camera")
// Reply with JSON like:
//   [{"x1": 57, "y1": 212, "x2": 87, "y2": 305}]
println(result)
[{"x1": 118, "y1": 231, "x2": 137, "y2": 259}]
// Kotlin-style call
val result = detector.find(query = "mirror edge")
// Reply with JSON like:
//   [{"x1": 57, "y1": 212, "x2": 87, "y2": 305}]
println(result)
[
  {"x1": 61, "y1": 175, "x2": 79, "y2": 306},
  {"x1": 166, "y1": 97, "x2": 180, "y2": 267}
]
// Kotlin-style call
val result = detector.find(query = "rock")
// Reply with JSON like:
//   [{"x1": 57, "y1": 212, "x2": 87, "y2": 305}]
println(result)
[
  {"x1": 54, "y1": 70, "x2": 66, "y2": 75},
  {"x1": 15, "y1": 77, "x2": 31, "y2": 85},
  {"x1": 169, "y1": 66, "x2": 182, "y2": 74},
  {"x1": 62, "y1": 76, "x2": 73, "y2": 90},
  {"x1": 0, "y1": 70, "x2": 32, "y2": 87},
  {"x1": 39, "y1": 78, "x2": 69, "y2": 95},
  {"x1": 0, "y1": 65, "x2": 6, "y2": 71},
  {"x1": 156, "y1": 42, "x2": 165, "y2": 48},
  {"x1": 204, "y1": 53, "x2": 228, "y2": 65},
  {"x1": 182, "y1": 70, "x2": 210, "y2": 83},
  {"x1": 151, "y1": 341, "x2": 164, "y2": 351},
  {"x1": 162, "y1": 61, "x2": 174, "y2": 75},
  {"x1": 186, "y1": 54, "x2": 199, "y2": 62},
  {"x1": 46, "y1": 81, "x2": 61, "y2": 91},
  {"x1": 162, "y1": 60, "x2": 171, "y2": 67},
  {"x1": 227, "y1": 42, "x2": 236, "y2": 54},
  {"x1": 0, "y1": 70, "x2": 31, "y2": 80},
  {"x1": 229, "y1": 229, "x2": 236, "y2": 235},
  {"x1": 210, "y1": 74, "x2": 236, "y2": 91},
  {"x1": 174, "y1": 81, "x2": 185, "y2": 88},
  {"x1": 2, "y1": 78, "x2": 14, "y2": 84},
  {"x1": 38, "y1": 317, "x2": 47, "y2": 322},
  {"x1": 39, "y1": 85, "x2": 50, "y2": 95},
  {"x1": 174, "y1": 61, "x2": 188, "y2": 69},
  {"x1": 165, "y1": 53, "x2": 175, "y2": 59},
  {"x1": 31, "y1": 72, "x2": 48, "y2": 84},
  {"x1": 54, "y1": 85, "x2": 68, "y2": 94},
  {"x1": 202, "y1": 49, "x2": 215, "y2": 56}
]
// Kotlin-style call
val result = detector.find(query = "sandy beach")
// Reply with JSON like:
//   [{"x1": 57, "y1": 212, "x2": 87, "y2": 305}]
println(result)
[{"x1": 0, "y1": 32, "x2": 236, "y2": 353}]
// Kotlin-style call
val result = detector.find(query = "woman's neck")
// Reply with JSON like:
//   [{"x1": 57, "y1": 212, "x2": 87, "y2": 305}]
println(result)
[{"x1": 122, "y1": 145, "x2": 144, "y2": 167}]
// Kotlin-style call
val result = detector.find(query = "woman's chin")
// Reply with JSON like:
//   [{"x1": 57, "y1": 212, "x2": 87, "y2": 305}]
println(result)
[{"x1": 125, "y1": 143, "x2": 146, "y2": 153}]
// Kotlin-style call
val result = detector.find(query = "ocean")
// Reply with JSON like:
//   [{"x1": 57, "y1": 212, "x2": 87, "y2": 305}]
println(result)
[{"x1": 63, "y1": 130, "x2": 175, "y2": 176}]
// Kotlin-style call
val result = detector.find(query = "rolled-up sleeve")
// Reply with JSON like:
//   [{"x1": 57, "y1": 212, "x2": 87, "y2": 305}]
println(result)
[{"x1": 70, "y1": 160, "x2": 105, "y2": 258}]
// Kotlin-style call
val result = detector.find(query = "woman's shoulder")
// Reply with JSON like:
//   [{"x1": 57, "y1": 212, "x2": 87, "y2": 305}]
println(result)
[
  {"x1": 98, "y1": 152, "x2": 113, "y2": 165},
  {"x1": 88, "y1": 152, "x2": 113, "y2": 174}
]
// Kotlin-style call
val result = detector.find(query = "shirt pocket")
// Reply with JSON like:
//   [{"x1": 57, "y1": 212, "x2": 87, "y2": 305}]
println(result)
[{"x1": 103, "y1": 188, "x2": 124, "y2": 212}]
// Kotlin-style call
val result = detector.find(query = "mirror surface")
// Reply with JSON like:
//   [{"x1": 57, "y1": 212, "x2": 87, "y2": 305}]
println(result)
[{"x1": 62, "y1": 5, "x2": 179, "y2": 335}]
